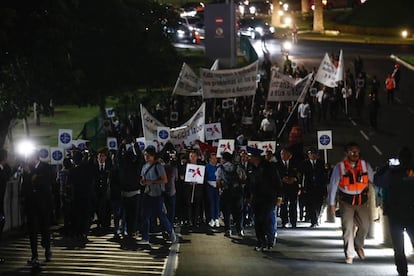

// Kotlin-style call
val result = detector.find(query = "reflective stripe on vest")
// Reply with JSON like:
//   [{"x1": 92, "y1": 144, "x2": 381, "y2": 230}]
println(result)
[{"x1": 338, "y1": 160, "x2": 369, "y2": 195}]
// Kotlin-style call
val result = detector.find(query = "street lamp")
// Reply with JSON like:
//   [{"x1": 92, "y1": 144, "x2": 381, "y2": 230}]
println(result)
[{"x1": 401, "y1": 30, "x2": 408, "y2": 39}]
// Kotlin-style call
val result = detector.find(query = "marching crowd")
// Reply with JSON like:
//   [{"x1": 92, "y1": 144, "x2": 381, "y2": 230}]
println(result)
[{"x1": 0, "y1": 54, "x2": 412, "y2": 275}]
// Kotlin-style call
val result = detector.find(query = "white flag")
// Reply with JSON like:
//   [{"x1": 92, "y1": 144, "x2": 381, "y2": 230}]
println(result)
[
  {"x1": 172, "y1": 63, "x2": 202, "y2": 97},
  {"x1": 335, "y1": 49, "x2": 344, "y2": 83},
  {"x1": 314, "y1": 53, "x2": 337, "y2": 88}
]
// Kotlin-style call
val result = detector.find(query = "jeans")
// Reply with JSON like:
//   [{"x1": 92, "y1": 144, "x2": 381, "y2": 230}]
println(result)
[
  {"x1": 164, "y1": 194, "x2": 177, "y2": 225},
  {"x1": 207, "y1": 185, "x2": 220, "y2": 221},
  {"x1": 221, "y1": 187, "x2": 243, "y2": 232},
  {"x1": 269, "y1": 205, "x2": 278, "y2": 239},
  {"x1": 141, "y1": 194, "x2": 172, "y2": 241}
]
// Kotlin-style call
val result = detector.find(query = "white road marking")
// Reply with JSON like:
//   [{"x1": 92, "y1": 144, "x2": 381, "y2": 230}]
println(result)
[
  {"x1": 372, "y1": 145, "x2": 383, "y2": 156},
  {"x1": 350, "y1": 119, "x2": 357, "y2": 126},
  {"x1": 360, "y1": 130, "x2": 369, "y2": 141}
]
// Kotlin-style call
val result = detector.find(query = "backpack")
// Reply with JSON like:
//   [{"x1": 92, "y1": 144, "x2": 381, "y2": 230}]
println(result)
[{"x1": 222, "y1": 165, "x2": 240, "y2": 190}]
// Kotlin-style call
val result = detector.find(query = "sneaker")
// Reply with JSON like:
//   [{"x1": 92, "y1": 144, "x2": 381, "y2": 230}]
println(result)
[
  {"x1": 254, "y1": 246, "x2": 263, "y2": 252},
  {"x1": 169, "y1": 229, "x2": 177, "y2": 243},
  {"x1": 208, "y1": 219, "x2": 215, "y2": 227},
  {"x1": 224, "y1": 230, "x2": 231, "y2": 237},
  {"x1": 345, "y1": 257, "x2": 353, "y2": 264},
  {"x1": 262, "y1": 246, "x2": 272, "y2": 252},
  {"x1": 138, "y1": 239, "x2": 150, "y2": 245},
  {"x1": 238, "y1": 230, "x2": 245, "y2": 237},
  {"x1": 214, "y1": 219, "x2": 220, "y2": 228}
]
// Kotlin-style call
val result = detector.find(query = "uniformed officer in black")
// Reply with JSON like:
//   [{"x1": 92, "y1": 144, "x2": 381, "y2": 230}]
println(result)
[
  {"x1": 94, "y1": 149, "x2": 112, "y2": 230},
  {"x1": 299, "y1": 147, "x2": 328, "y2": 227},
  {"x1": 22, "y1": 151, "x2": 53, "y2": 267}
]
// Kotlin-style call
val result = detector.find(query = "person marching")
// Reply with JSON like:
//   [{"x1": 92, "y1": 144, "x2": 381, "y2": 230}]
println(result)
[
  {"x1": 374, "y1": 147, "x2": 414, "y2": 276},
  {"x1": 245, "y1": 147, "x2": 282, "y2": 251},
  {"x1": 385, "y1": 74, "x2": 396, "y2": 104},
  {"x1": 22, "y1": 151, "x2": 54, "y2": 267},
  {"x1": 327, "y1": 142, "x2": 374, "y2": 264}
]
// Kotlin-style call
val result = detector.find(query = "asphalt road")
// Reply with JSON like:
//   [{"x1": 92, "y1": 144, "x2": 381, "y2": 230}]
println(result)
[{"x1": 250, "y1": 38, "x2": 414, "y2": 168}]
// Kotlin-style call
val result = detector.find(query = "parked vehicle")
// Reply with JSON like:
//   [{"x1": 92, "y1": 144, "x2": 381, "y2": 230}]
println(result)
[{"x1": 237, "y1": 17, "x2": 275, "y2": 40}]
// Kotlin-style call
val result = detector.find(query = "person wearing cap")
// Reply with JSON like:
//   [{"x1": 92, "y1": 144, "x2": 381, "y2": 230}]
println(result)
[
  {"x1": 216, "y1": 151, "x2": 246, "y2": 237},
  {"x1": 21, "y1": 151, "x2": 54, "y2": 267},
  {"x1": 299, "y1": 147, "x2": 328, "y2": 227},
  {"x1": 0, "y1": 149, "x2": 11, "y2": 264},
  {"x1": 245, "y1": 146, "x2": 282, "y2": 251},
  {"x1": 276, "y1": 147, "x2": 301, "y2": 228},
  {"x1": 327, "y1": 142, "x2": 374, "y2": 264}
]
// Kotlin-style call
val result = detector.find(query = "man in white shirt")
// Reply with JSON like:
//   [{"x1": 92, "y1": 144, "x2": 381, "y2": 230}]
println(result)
[{"x1": 297, "y1": 99, "x2": 311, "y2": 134}]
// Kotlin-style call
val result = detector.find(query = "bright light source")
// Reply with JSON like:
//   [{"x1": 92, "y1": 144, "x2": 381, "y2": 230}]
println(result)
[
  {"x1": 16, "y1": 139, "x2": 36, "y2": 159},
  {"x1": 249, "y1": 6, "x2": 256, "y2": 15},
  {"x1": 283, "y1": 40, "x2": 292, "y2": 50},
  {"x1": 284, "y1": 16, "x2": 292, "y2": 26},
  {"x1": 401, "y1": 30, "x2": 408, "y2": 39},
  {"x1": 278, "y1": 10, "x2": 284, "y2": 16},
  {"x1": 283, "y1": 3, "x2": 289, "y2": 11}
]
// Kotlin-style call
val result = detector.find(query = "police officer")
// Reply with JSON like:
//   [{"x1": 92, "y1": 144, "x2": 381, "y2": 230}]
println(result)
[{"x1": 327, "y1": 142, "x2": 374, "y2": 264}]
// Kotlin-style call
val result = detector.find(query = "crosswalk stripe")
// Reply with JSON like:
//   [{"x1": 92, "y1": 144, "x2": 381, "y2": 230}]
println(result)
[{"x1": 0, "y1": 228, "x2": 173, "y2": 275}]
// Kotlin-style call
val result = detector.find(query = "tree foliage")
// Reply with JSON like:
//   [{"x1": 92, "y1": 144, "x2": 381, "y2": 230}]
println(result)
[{"x1": 0, "y1": 0, "x2": 180, "y2": 147}]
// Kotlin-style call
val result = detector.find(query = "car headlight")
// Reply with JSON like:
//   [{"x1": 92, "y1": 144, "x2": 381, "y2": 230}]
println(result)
[
  {"x1": 177, "y1": 29, "x2": 185, "y2": 38},
  {"x1": 283, "y1": 41, "x2": 292, "y2": 50}
]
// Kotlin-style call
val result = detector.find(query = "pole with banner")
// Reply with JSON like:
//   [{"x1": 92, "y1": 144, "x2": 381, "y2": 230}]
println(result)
[{"x1": 317, "y1": 130, "x2": 333, "y2": 164}]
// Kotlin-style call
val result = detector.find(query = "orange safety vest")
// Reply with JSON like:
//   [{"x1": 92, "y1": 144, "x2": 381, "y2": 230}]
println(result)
[
  {"x1": 338, "y1": 159, "x2": 369, "y2": 205},
  {"x1": 385, "y1": 77, "x2": 395, "y2": 90}
]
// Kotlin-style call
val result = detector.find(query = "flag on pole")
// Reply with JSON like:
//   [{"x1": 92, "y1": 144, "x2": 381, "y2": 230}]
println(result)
[
  {"x1": 335, "y1": 49, "x2": 344, "y2": 83},
  {"x1": 314, "y1": 53, "x2": 337, "y2": 88},
  {"x1": 172, "y1": 63, "x2": 202, "y2": 97}
]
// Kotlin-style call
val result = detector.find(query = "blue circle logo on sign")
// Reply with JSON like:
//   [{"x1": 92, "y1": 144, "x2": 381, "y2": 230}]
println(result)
[
  {"x1": 138, "y1": 141, "x2": 145, "y2": 150},
  {"x1": 109, "y1": 140, "x2": 117, "y2": 148},
  {"x1": 52, "y1": 150, "x2": 63, "y2": 161},
  {"x1": 159, "y1": 130, "x2": 169, "y2": 140},
  {"x1": 319, "y1": 135, "x2": 330, "y2": 146},
  {"x1": 60, "y1": 132, "x2": 71, "y2": 144},
  {"x1": 39, "y1": 148, "x2": 49, "y2": 159}
]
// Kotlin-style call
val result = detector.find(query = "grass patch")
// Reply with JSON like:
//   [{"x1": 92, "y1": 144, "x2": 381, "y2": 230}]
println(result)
[{"x1": 12, "y1": 105, "x2": 100, "y2": 147}]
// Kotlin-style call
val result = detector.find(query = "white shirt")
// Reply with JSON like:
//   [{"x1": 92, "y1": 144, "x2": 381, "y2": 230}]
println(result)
[{"x1": 298, "y1": 103, "x2": 310, "y2": 118}]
